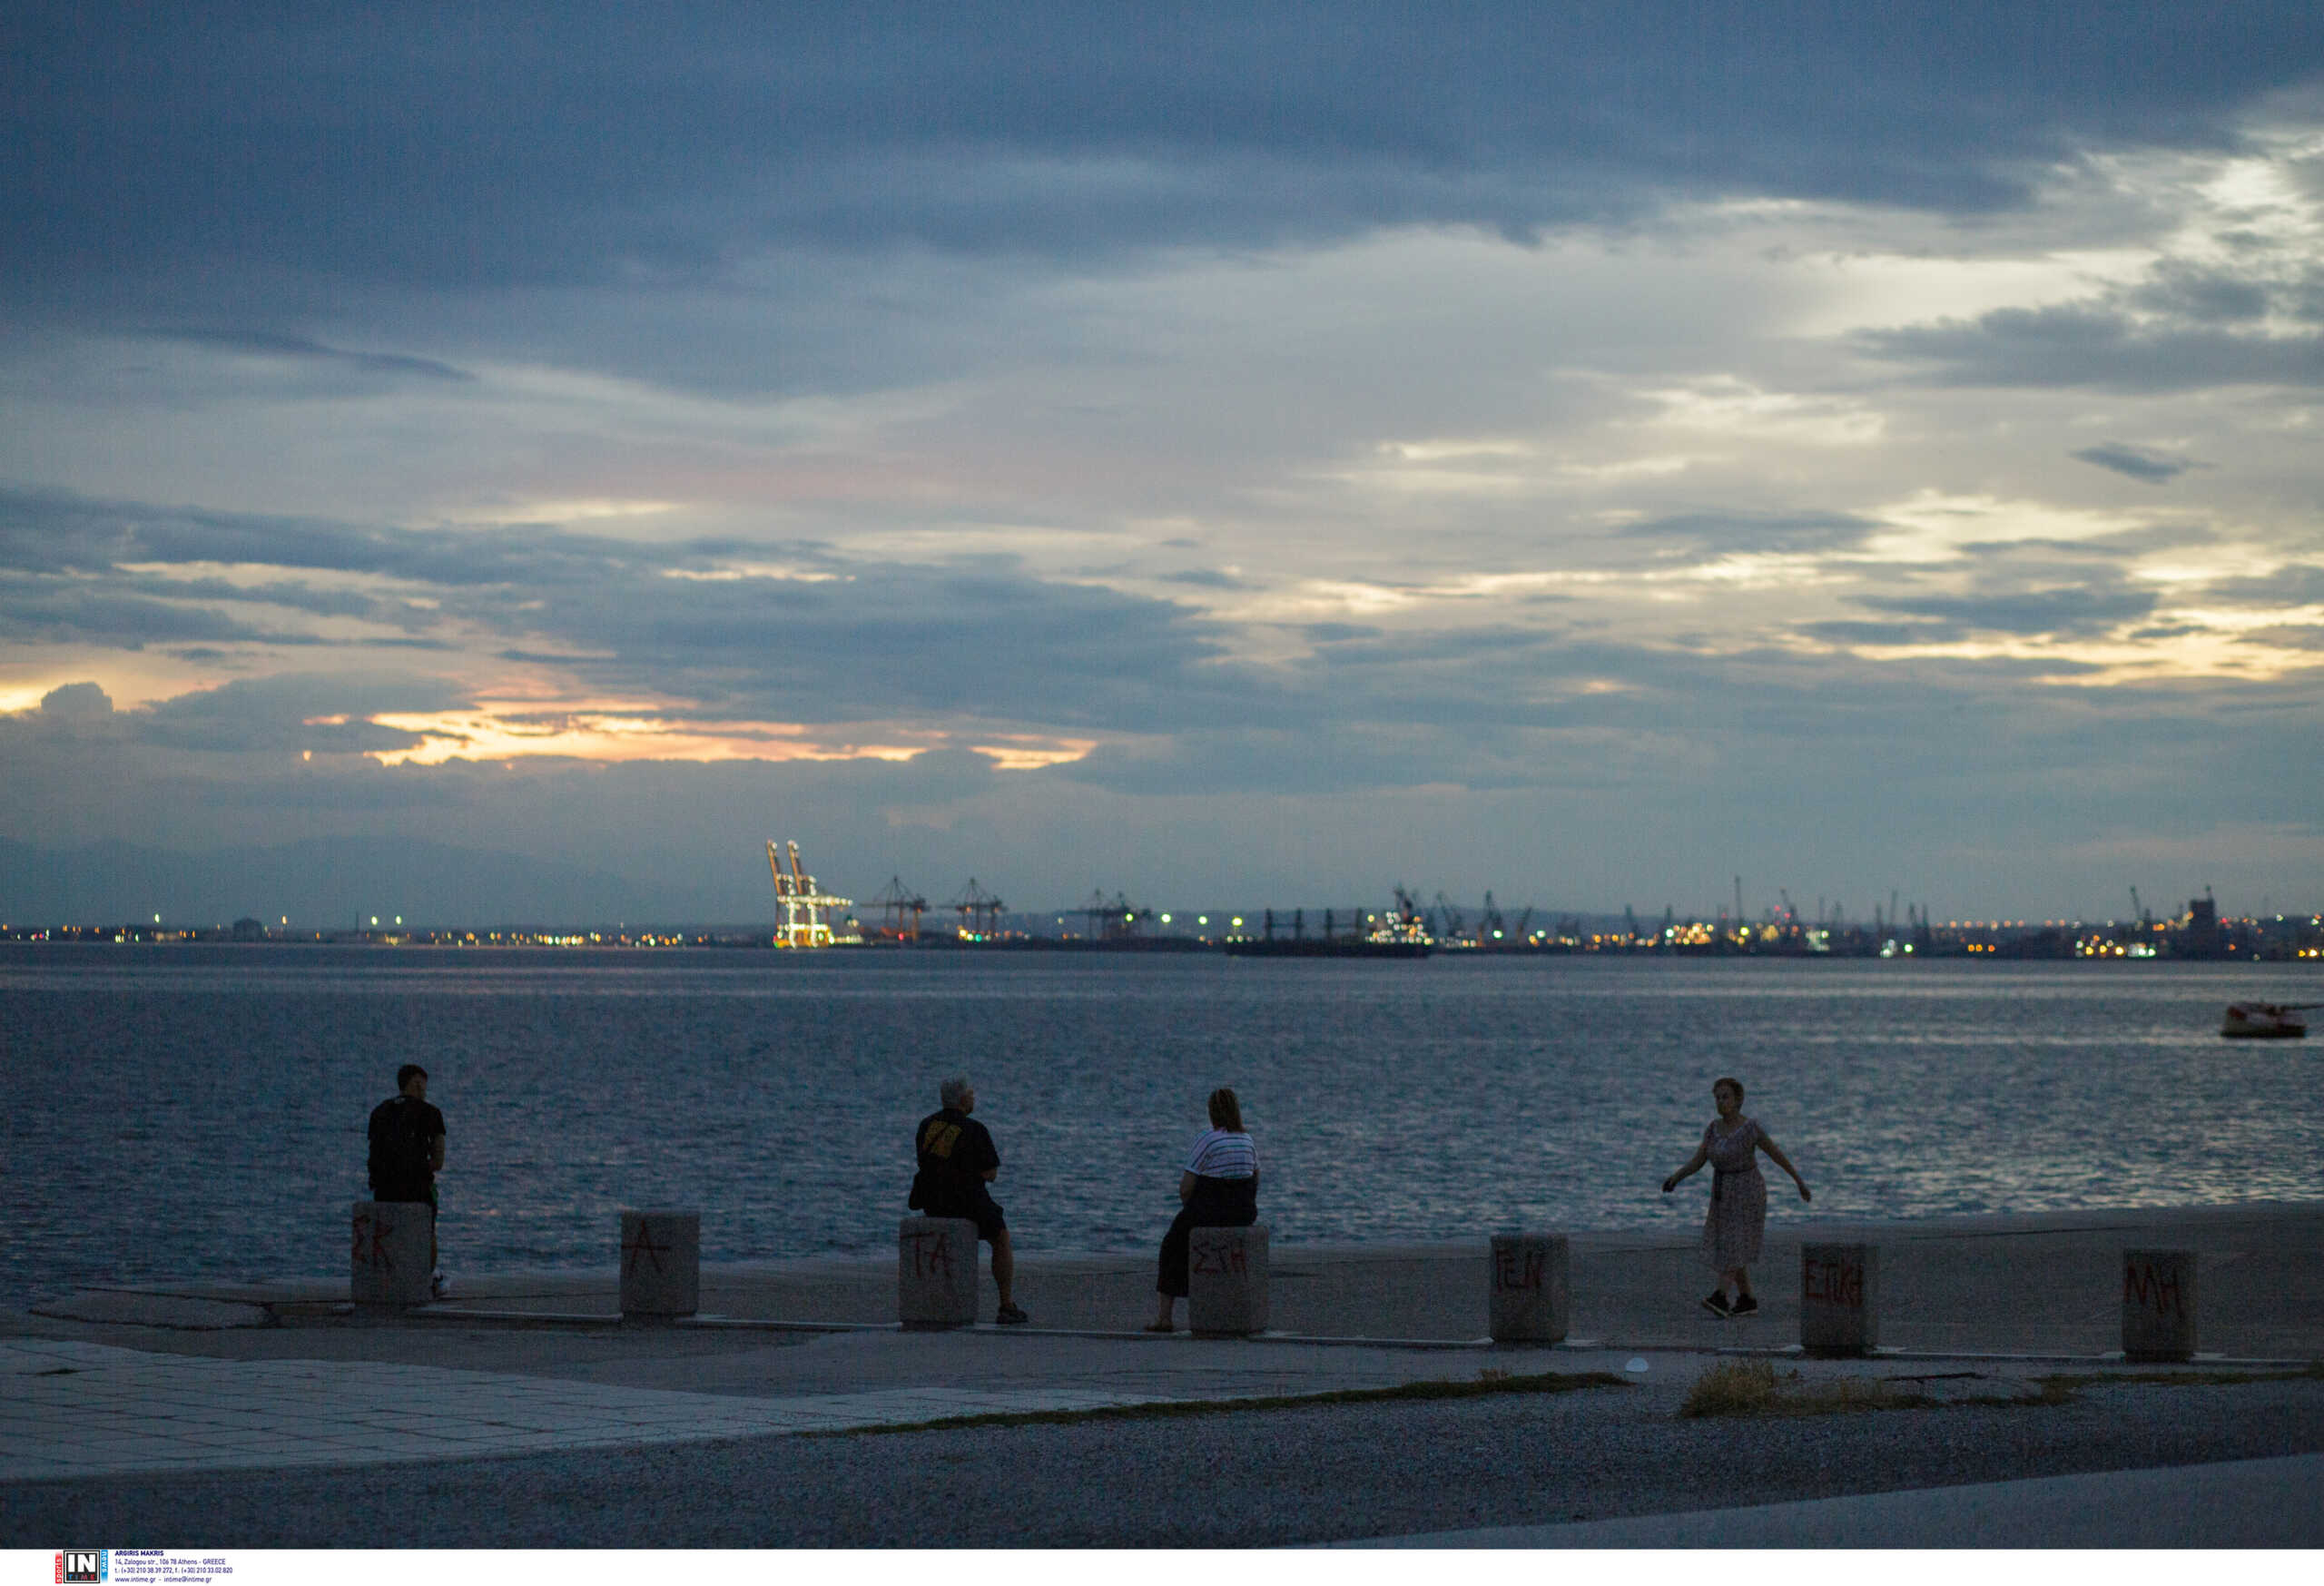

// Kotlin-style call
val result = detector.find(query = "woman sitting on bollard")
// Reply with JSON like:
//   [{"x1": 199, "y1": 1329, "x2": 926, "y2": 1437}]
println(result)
[
  {"x1": 1662, "y1": 1076, "x2": 1809, "y2": 1318},
  {"x1": 1148, "y1": 1087, "x2": 1259, "y2": 1333}
]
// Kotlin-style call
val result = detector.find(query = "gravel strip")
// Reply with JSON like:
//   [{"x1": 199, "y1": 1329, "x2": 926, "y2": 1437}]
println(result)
[{"x1": 9, "y1": 1374, "x2": 2321, "y2": 1546}]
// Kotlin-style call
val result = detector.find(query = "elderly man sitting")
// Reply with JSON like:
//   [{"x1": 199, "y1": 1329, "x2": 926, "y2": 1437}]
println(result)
[{"x1": 909, "y1": 1076, "x2": 1028, "y2": 1325}]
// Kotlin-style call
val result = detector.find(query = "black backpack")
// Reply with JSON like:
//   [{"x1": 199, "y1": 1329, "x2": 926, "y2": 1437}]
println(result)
[{"x1": 369, "y1": 1096, "x2": 434, "y2": 1197}]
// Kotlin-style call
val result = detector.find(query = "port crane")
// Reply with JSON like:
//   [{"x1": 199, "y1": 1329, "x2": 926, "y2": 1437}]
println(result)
[
  {"x1": 948, "y1": 878, "x2": 1005, "y2": 941},
  {"x1": 765, "y1": 840, "x2": 852, "y2": 949},
  {"x1": 865, "y1": 876, "x2": 928, "y2": 942},
  {"x1": 1433, "y1": 892, "x2": 1466, "y2": 945},
  {"x1": 1478, "y1": 891, "x2": 1508, "y2": 943},
  {"x1": 1083, "y1": 889, "x2": 1153, "y2": 942}
]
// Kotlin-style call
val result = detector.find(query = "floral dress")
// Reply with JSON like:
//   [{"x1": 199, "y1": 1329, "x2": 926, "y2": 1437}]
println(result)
[{"x1": 1699, "y1": 1116, "x2": 1768, "y2": 1271}]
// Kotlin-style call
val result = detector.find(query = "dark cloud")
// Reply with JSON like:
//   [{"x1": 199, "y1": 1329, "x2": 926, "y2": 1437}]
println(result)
[
  {"x1": 1797, "y1": 615, "x2": 2114, "y2": 665},
  {"x1": 2200, "y1": 565, "x2": 2324, "y2": 605},
  {"x1": 40, "y1": 682, "x2": 114, "y2": 721},
  {"x1": 2242, "y1": 624, "x2": 2324, "y2": 648},
  {"x1": 532, "y1": 562, "x2": 1257, "y2": 732},
  {"x1": 1861, "y1": 303, "x2": 2324, "y2": 390},
  {"x1": 1047, "y1": 624, "x2": 2234, "y2": 796},
  {"x1": 1856, "y1": 587, "x2": 2157, "y2": 637},
  {"x1": 4, "y1": 610, "x2": 2313, "y2": 919},
  {"x1": 0, "y1": 484, "x2": 748, "y2": 591},
  {"x1": 1, "y1": 485, "x2": 1256, "y2": 732},
  {"x1": 0, "y1": 576, "x2": 307, "y2": 648},
  {"x1": 1622, "y1": 509, "x2": 1880, "y2": 553},
  {"x1": 147, "y1": 329, "x2": 473, "y2": 381},
  {"x1": 1800, "y1": 618, "x2": 1949, "y2": 645},
  {"x1": 118, "y1": 573, "x2": 399, "y2": 623},
  {"x1": 0, "y1": 675, "x2": 458, "y2": 756},
  {"x1": 2072, "y1": 442, "x2": 2200, "y2": 483},
  {"x1": 1053, "y1": 724, "x2": 1582, "y2": 797},
  {"x1": 8, "y1": 3, "x2": 2321, "y2": 335},
  {"x1": 1159, "y1": 568, "x2": 1249, "y2": 589},
  {"x1": 131, "y1": 675, "x2": 460, "y2": 754},
  {"x1": 2, "y1": 481, "x2": 2309, "y2": 875},
  {"x1": 2127, "y1": 263, "x2": 2275, "y2": 323},
  {"x1": 1956, "y1": 530, "x2": 2202, "y2": 561}
]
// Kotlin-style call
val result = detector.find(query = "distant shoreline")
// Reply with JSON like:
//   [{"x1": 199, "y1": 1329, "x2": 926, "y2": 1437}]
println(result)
[{"x1": 5, "y1": 925, "x2": 2319, "y2": 961}]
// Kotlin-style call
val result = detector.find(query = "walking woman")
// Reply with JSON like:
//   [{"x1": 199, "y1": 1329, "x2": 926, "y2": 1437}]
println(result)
[
  {"x1": 1662, "y1": 1076, "x2": 1809, "y2": 1317},
  {"x1": 1148, "y1": 1088, "x2": 1259, "y2": 1332}
]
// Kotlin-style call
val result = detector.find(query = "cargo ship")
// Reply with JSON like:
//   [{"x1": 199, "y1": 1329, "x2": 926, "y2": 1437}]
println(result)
[{"x1": 1222, "y1": 898, "x2": 1433, "y2": 960}]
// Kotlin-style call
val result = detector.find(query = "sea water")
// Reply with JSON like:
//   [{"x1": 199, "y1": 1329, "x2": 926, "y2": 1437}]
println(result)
[{"x1": 4, "y1": 944, "x2": 2316, "y2": 1304}]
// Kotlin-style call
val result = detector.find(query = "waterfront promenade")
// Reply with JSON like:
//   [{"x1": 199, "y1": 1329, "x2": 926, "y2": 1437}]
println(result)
[{"x1": 5, "y1": 1202, "x2": 2321, "y2": 1547}]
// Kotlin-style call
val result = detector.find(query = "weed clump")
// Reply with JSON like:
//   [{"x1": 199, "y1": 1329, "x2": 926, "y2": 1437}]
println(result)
[{"x1": 1680, "y1": 1359, "x2": 1908, "y2": 1418}]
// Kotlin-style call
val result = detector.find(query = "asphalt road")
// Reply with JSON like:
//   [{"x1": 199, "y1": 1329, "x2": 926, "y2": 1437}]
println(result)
[{"x1": 12, "y1": 1372, "x2": 2322, "y2": 1547}]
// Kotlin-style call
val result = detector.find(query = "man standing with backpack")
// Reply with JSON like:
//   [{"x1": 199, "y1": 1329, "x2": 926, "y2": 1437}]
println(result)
[{"x1": 369, "y1": 1063, "x2": 448, "y2": 1300}]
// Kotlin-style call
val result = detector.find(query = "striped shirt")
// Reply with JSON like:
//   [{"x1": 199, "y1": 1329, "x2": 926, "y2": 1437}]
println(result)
[{"x1": 1184, "y1": 1127, "x2": 1258, "y2": 1179}]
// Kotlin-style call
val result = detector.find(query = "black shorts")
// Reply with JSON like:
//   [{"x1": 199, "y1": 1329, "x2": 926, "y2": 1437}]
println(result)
[{"x1": 931, "y1": 1190, "x2": 1005, "y2": 1243}]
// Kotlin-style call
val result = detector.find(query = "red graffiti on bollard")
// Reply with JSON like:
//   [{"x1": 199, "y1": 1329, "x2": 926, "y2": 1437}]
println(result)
[
  {"x1": 356, "y1": 1209, "x2": 399, "y2": 1272},
  {"x1": 624, "y1": 1223, "x2": 671, "y2": 1276},
  {"x1": 2124, "y1": 1260, "x2": 2184, "y2": 1319},
  {"x1": 1191, "y1": 1239, "x2": 1246, "y2": 1276},
  {"x1": 908, "y1": 1230, "x2": 955, "y2": 1279}
]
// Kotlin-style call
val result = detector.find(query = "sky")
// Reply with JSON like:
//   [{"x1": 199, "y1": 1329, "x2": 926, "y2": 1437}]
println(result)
[{"x1": 5, "y1": 3, "x2": 2322, "y2": 925}]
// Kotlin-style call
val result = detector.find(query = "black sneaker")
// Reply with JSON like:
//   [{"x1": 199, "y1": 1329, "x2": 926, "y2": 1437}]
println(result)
[
  {"x1": 1701, "y1": 1291, "x2": 1732, "y2": 1318},
  {"x1": 1731, "y1": 1293, "x2": 1758, "y2": 1316},
  {"x1": 995, "y1": 1304, "x2": 1029, "y2": 1325}
]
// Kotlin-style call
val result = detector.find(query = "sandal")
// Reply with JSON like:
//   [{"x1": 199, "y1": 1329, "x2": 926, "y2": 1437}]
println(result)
[
  {"x1": 1143, "y1": 1321, "x2": 1175, "y2": 1334},
  {"x1": 995, "y1": 1303, "x2": 1029, "y2": 1325}
]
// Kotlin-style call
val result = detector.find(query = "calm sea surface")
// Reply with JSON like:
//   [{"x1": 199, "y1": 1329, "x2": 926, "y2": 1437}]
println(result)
[{"x1": 5, "y1": 944, "x2": 2318, "y2": 1305}]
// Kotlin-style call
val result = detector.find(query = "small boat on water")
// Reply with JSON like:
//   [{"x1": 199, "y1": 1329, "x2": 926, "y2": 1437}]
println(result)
[{"x1": 2220, "y1": 1002, "x2": 2311, "y2": 1039}]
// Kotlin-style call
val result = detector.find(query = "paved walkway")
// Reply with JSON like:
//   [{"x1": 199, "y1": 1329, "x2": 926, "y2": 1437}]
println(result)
[
  {"x1": 7, "y1": 1201, "x2": 2320, "y2": 1545},
  {"x1": 0, "y1": 1337, "x2": 1193, "y2": 1483},
  {"x1": 4, "y1": 1327, "x2": 1589, "y2": 1485},
  {"x1": 40, "y1": 1199, "x2": 2317, "y2": 1355}
]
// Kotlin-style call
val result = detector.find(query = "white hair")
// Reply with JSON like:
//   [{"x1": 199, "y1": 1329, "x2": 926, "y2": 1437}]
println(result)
[{"x1": 939, "y1": 1076, "x2": 971, "y2": 1109}]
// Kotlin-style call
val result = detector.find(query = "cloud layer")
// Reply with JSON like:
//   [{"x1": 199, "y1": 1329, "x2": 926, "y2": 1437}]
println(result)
[{"x1": 4, "y1": 5, "x2": 2322, "y2": 918}]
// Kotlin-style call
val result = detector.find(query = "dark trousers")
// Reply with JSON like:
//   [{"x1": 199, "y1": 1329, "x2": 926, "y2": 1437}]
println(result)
[{"x1": 1157, "y1": 1175, "x2": 1258, "y2": 1296}]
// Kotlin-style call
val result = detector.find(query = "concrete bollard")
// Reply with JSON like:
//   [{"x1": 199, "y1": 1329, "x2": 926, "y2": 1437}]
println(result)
[
  {"x1": 350, "y1": 1200, "x2": 433, "y2": 1308},
  {"x1": 1188, "y1": 1223, "x2": 1269, "y2": 1337},
  {"x1": 898, "y1": 1217, "x2": 980, "y2": 1329},
  {"x1": 1800, "y1": 1242, "x2": 1879, "y2": 1356},
  {"x1": 2122, "y1": 1249, "x2": 2198, "y2": 1362},
  {"x1": 1489, "y1": 1233, "x2": 1570, "y2": 1345},
  {"x1": 620, "y1": 1207, "x2": 701, "y2": 1319}
]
